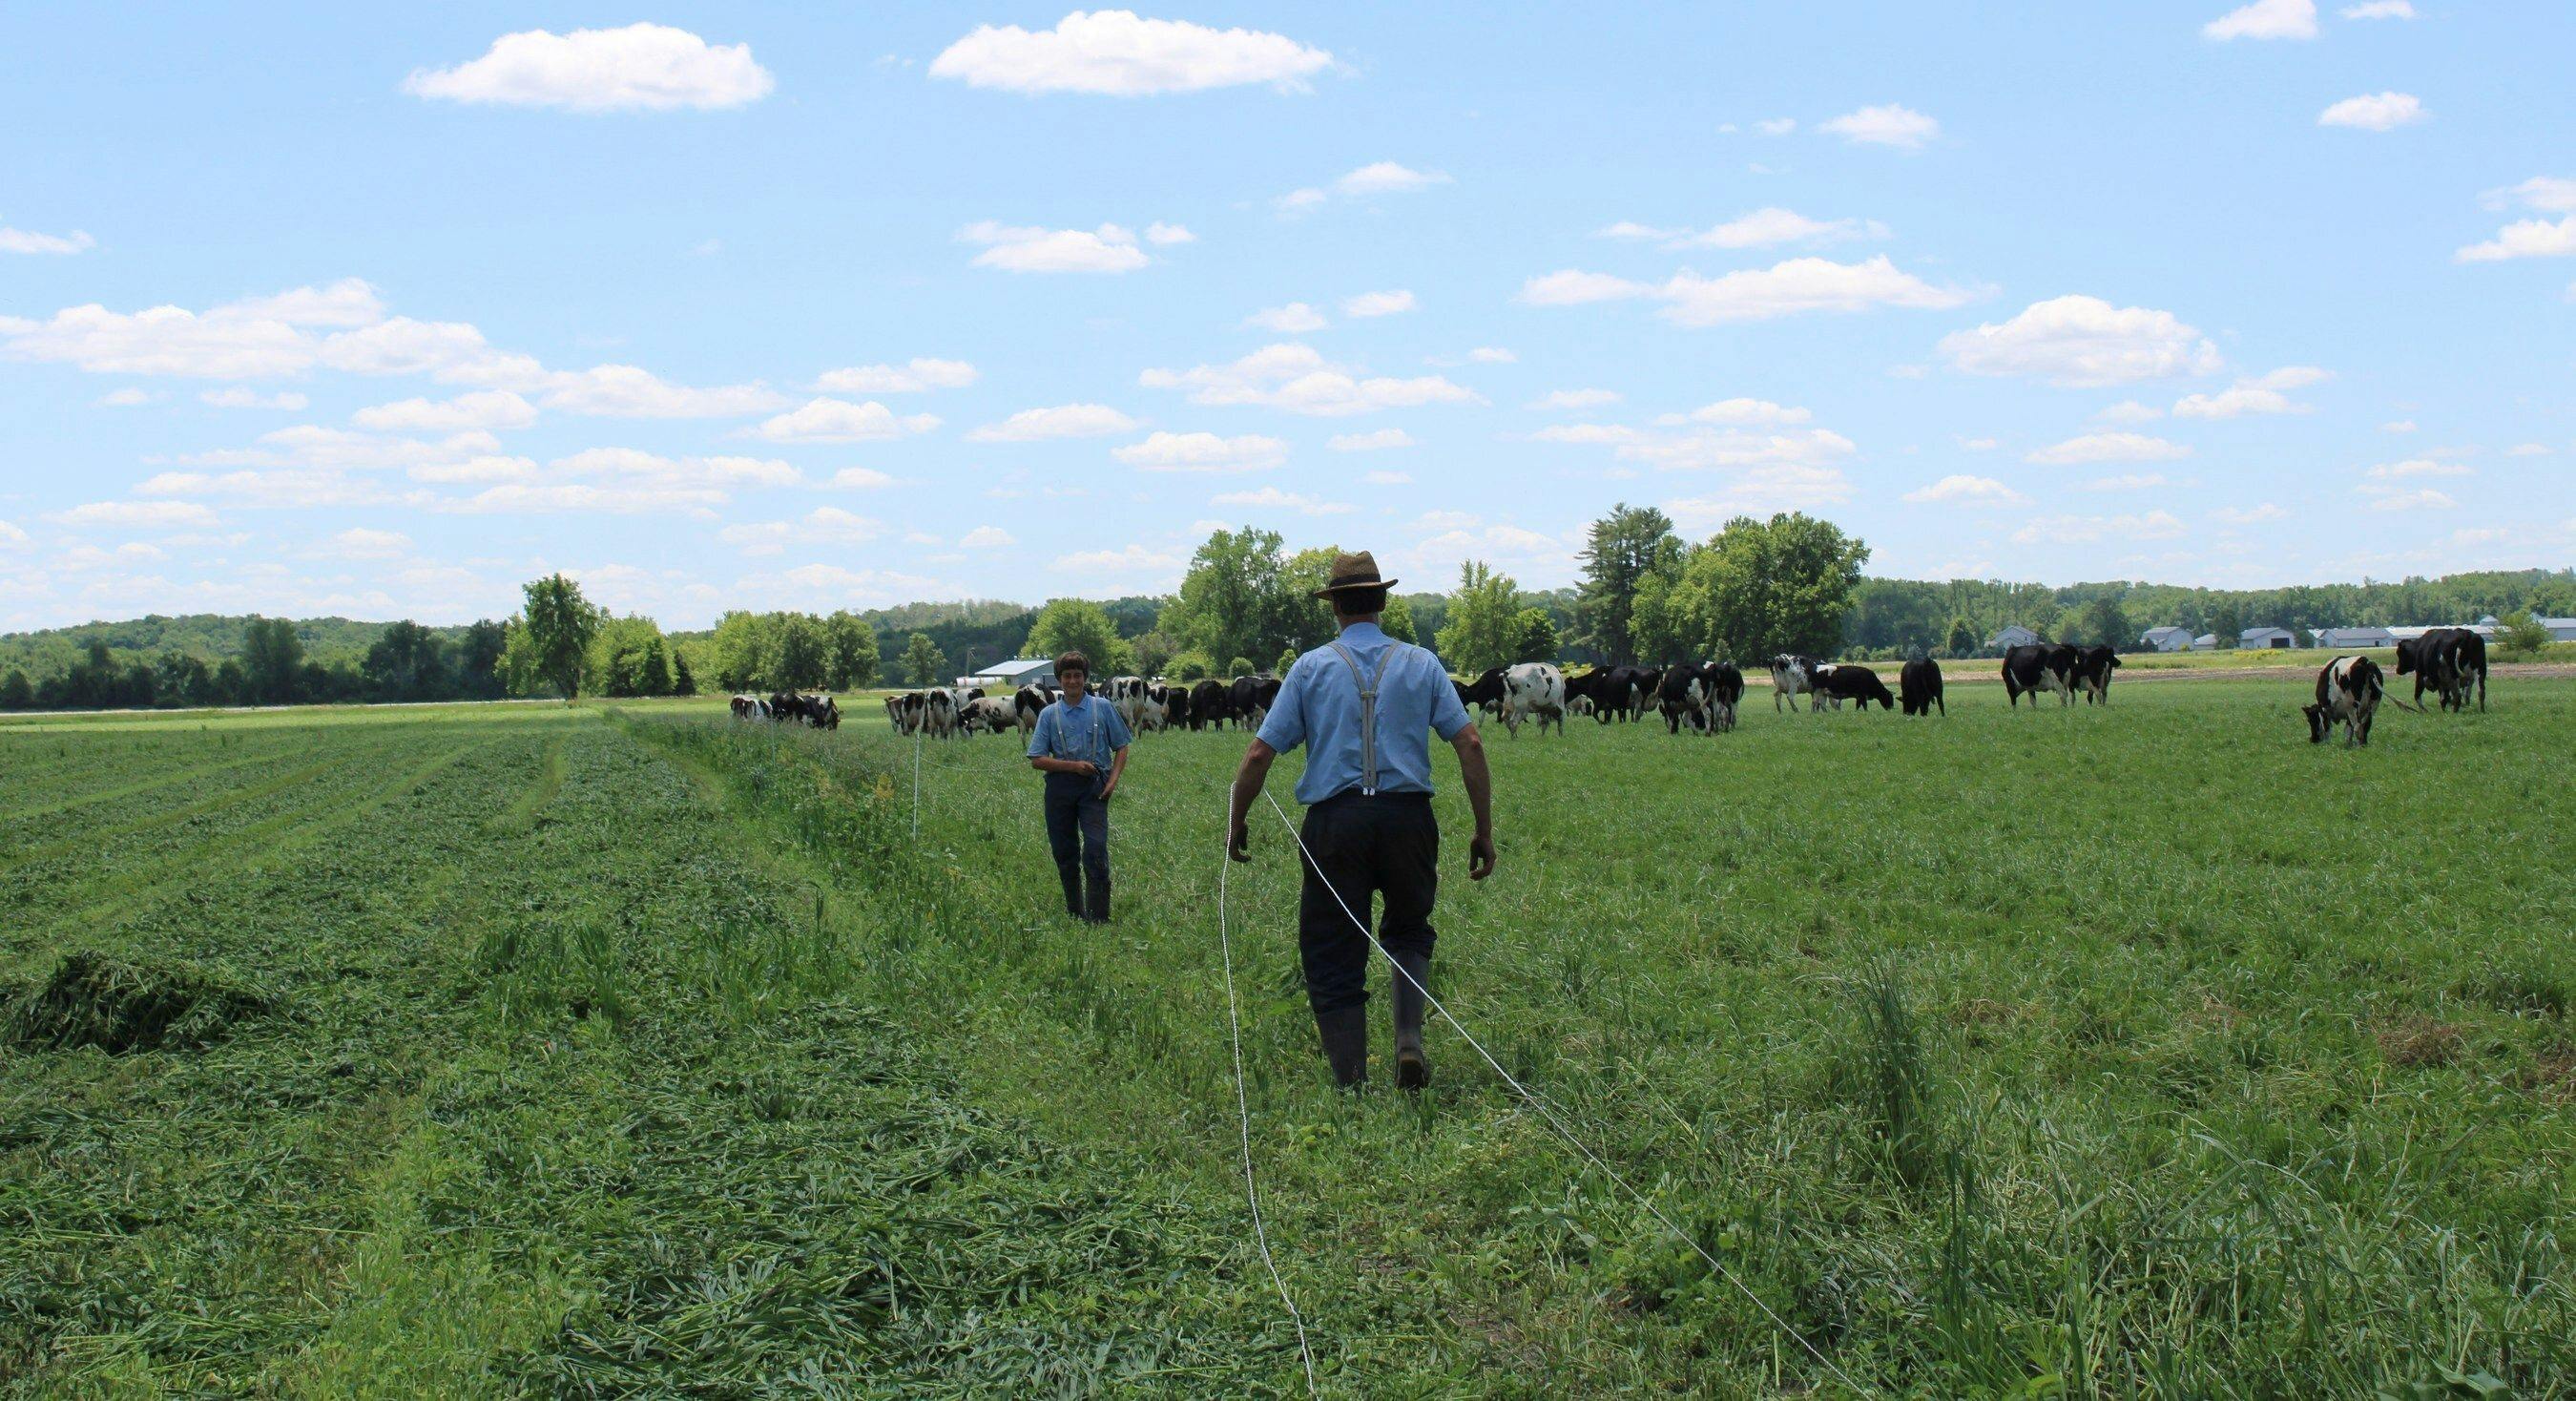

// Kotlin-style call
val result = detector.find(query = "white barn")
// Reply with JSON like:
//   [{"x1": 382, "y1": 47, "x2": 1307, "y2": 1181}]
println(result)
[
  {"x1": 2139, "y1": 625, "x2": 2194, "y2": 652},
  {"x1": 965, "y1": 657, "x2": 1058, "y2": 689},
  {"x1": 2314, "y1": 625, "x2": 2394, "y2": 649},
  {"x1": 2240, "y1": 626, "x2": 2298, "y2": 650},
  {"x1": 1985, "y1": 624, "x2": 2041, "y2": 652}
]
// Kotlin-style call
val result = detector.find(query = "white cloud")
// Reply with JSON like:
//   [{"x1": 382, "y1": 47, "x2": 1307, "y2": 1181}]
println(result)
[
  {"x1": 1818, "y1": 104, "x2": 1940, "y2": 151},
  {"x1": 0, "y1": 282, "x2": 387, "y2": 380},
  {"x1": 717, "y1": 506, "x2": 887, "y2": 554},
  {"x1": 407, "y1": 455, "x2": 535, "y2": 485},
  {"x1": 1210, "y1": 486, "x2": 1353, "y2": 516},
  {"x1": 2318, "y1": 92, "x2": 2425, "y2": 131},
  {"x1": 1140, "y1": 343, "x2": 1481, "y2": 416},
  {"x1": 814, "y1": 358, "x2": 977, "y2": 393},
  {"x1": 2340, "y1": 1, "x2": 2414, "y2": 16},
  {"x1": 750, "y1": 398, "x2": 940, "y2": 443},
  {"x1": 830, "y1": 467, "x2": 899, "y2": 490},
  {"x1": 2505, "y1": 443, "x2": 2552, "y2": 457},
  {"x1": 1342, "y1": 289, "x2": 1417, "y2": 318},
  {"x1": 2026, "y1": 432, "x2": 2193, "y2": 465},
  {"x1": 959, "y1": 220, "x2": 1151, "y2": 273},
  {"x1": 1902, "y1": 474, "x2": 2026, "y2": 506},
  {"x1": 178, "y1": 424, "x2": 505, "y2": 473},
  {"x1": 137, "y1": 468, "x2": 413, "y2": 508},
  {"x1": 403, "y1": 23, "x2": 773, "y2": 111},
  {"x1": 2203, "y1": 0, "x2": 2317, "y2": 40},
  {"x1": 958, "y1": 525, "x2": 1016, "y2": 549},
  {"x1": 95, "y1": 387, "x2": 154, "y2": 407},
  {"x1": 49, "y1": 500, "x2": 221, "y2": 531},
  {"x1": 1245, "y1": 302, "x2": 1329, "y2": 333},
  {"x1": 2174, "y1": 368, "x2": 2328, "y2": 418},
  {"x1": 555, "y1": 447, "x2": 802, "y2": 491},
  {"x1": 1111, "y1": 430, "x2": 1288, "y2": 472},
  {"x1": 1660, "y1": 465, "x2": 1857, "y2": 528},
  {"x1": 2212, "y1": 503, "x2": 2288, "y2": 524},
  {"x1": 2008, "y1": 511, "x2": 2187, "y2": 544},
  {"x1": 0, "y1": 517, "x2": 33, "y2": 548},
  {"x1": 2085, "y1": 472, "x2": 2180, "y2": 491},
  {"x1": 1329, "y1": 428, "x2": 1414, "y2": 451},
  {"x1": 0, "y1": 220, "x2": 94, "y2": 255},
  {"x1": 1363, "y1": 470, "x2": 1412, "y2": 485},
  {"x1": 2380, "y1": 419, "x2": 2418, "y2": 433},
  {"x1": 200, "y1": 388, "x2": 308, "y2": 410},
  {"x1": 1525, "y1": 255, "x2": 1969, "y2": 325},
  {"x1": 2486, "y1": 177, "x2": 2576, "y2": 214},
  {"x1": 2366, "y1": 457, "x2": 2472, "y2": 479},
  {"x1": 1274, "y1": 187, "x2": 1328, "y2": 215},
  {"x1": 2454, "y1": 215, "x2": 2576, "y2": 262},
  {"x1": 1145, "y1": 221, "x2": 1195, "y2": 245},
  {"x1": 352, "y1": 389, "x2": 535, "y2": 431},
  {"x1": 1655, "y1": 397, "x2": 1811, "y2": 427},
  {"x1": 541, "y1": 365, "x2": 786, "y2": 417},
  {"x1": 225, "y1": 280, "x2": 387, "y2": 327},
  {"x1": 1532, "y1": 418, "x2": 1858, "y2": 484},
  {"x1": 317, "y1": 317, "x2": 539, "y2": 386},
  {"x1": 1958, "y1": 436, "x2": 2000, "y2": 450},
  {"x1": 1337, "y1": 161, "x2": 1449, "y2": 196},
  {"x1": 445, "y1": 482, "x2": 727, "y2": 516},
  {"x1": 1619, "y1": 207, "x2": 1889, "y2": 250},
  {"x1": 1050, "y1": 543, "x2": 1190, "y2": 588},
  {"x1": 318, "y1": 527, "x2": 412, "y2": 560},
  {"x1": 1939, "y1": 295, "x2": 2224, "y2": 387},
  {"x1": 1467, "y1": 346, "x2": 1516, "y2": 364},
  {"x1": 1528, "y1": 388, "x2": 1622, "y2": 411},
  {"x1": 966, "y1": 403, "x2": 1141, "y2": 442},
  {"x1": 2097, "y1": 400, "x2": 2164, "y2": 423},
  {"x1": 928, "y1": 11, "x2": 1331, "y2": 95},
  {"x1": 1755, "y1": 117, "x2": 1798, "y2": 136},
  {"x1": 2367, "y1": 489, "x2": 2456, "y2": 511}
]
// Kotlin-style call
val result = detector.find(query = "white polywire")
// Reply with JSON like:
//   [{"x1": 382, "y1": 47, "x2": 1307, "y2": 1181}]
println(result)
[
  {"x1": 1257, "y1": 791, "x2": 1868, "y2": 1397},
  {"x1": 1217, "y1": 794, "x2": 1322, "y2": 1395}
]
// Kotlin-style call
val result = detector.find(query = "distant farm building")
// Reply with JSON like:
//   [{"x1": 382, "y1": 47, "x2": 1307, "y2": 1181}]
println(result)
[
  {"x1": 966, "y1": 657, "x2": 1056, "y2": 689},
  {"x1": 2139, "y1": 625, "x2": 2194, "y2": 652},
  {"x1": 2240, "y1": 626, "x2": 2298, "y2": 650},
  {"x1": 2313, "y1": 625, "x2": 2394, "y2": 649},
  {"x1": 2192, "y1": 633, "x2": 2220, "y2": 651},
  {"x1": 2541, "y1": 616, "x2": 2576, "y2": 642},
  {"x1": 1986, "y1": 625, "x2": 2041, "y2": 652}
]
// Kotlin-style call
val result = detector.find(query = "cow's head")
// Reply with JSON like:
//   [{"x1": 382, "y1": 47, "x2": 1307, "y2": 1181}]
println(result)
[{"x1": 2302, "y1": 702, "x2": 2330, "y2": 743}]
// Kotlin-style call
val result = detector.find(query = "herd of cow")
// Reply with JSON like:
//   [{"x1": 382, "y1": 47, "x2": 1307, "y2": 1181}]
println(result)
[{"x1": 726, "y1": 625, "x2": 2497, "y2": 752}]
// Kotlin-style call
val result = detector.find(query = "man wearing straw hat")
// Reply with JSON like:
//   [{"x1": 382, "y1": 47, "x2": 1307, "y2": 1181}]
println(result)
[{"x1": 1227, "y1": 551, "x2": 1496, "y2": 1090}]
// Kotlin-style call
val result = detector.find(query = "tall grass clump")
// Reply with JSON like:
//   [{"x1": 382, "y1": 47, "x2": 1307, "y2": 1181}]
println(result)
[{"x1": 1846, "y1": 956, "x2": 1942, "y2": 1194}]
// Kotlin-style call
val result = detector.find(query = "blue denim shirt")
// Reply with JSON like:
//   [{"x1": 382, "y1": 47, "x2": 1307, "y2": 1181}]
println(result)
[
  {"x1": 1028, "y1": 692, "x2": 1131, "y2": 772},
  {"x1": 1257, "y1": 622, "x2": 1472, "y2": 805}
]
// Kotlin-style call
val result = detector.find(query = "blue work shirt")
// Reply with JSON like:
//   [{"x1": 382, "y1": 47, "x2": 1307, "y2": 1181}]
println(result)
[
  {"x1": 1027, "y1": 691, "x2": 1132, "y2": 773},
  {"x1": 1257, "y1": 621, "x2": 1473, "y2": 805}
]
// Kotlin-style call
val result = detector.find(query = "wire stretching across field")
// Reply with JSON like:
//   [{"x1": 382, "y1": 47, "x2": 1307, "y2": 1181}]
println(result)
[{"x1": 1253, "y1": 789, "x2": 1870, "y2": 1396}]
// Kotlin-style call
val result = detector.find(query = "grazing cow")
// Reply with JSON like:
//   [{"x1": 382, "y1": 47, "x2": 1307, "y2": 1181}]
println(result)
[
  {"x1": 2002, "y1": 644, "x2": 2076, "y2": 708},
  {"x1": 961, "y1": 695, "x2": 1021, "y2": 734},
  {"x1": 730, "y1": 693, "x2": 768, "y2": 721},
  {"x1": 1190, "y1": 678, "x2": 1235, "y2": 731},
  {"x1": 1899, "y1": 658, "x2": 1945, "y2": 717},
  {"x1": 1012, "y1": 685, "x2": 1049, "y2": 736},
  {"x1": 2072, "y1": 646, "x2": 2123, "y2": 705},
  {"x1": 1817, "y1": 664, "x2": 1896, "y2": 711},
  {"x1": 1658, "y1": 660, "x2": 1744, "y2": 734},
  {"x1": 1702, "y1": 661, "x2": 1744, "y2": 732},
  {"x1": 1228, "y1": 675, "x2": 1282, "y2": 731},
  {"x1": 1163, "y1": 685, "x2": 1193, "y2": 731},
  {"x1": 884, "y1": 692, "x2": 921, "y2": 734},
  {"x1": 1104, "y1": 676, "x2": 1150, "y2": 731},
  {"x1": 1600, "y1": 664, "x2": 1658, "y2": 723},
  {"x1": 924, "y1": 687, "x2": 959, "y2": 739},
  {"x1": 1770, "y1": 655, "x2": 1820, "y2": 713},
  {"x1": 2305, "y1": 655, "x2": 2385, "y2": 746},
  {"x1": 2396, "y1": 628, "x2": 2488, "y2": 713},
  {"x1": 1562, "y1": 668, "x2": 1610, "y2": 721}
]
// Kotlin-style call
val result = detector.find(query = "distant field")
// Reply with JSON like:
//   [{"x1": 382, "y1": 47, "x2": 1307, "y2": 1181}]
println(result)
[{"x1": 4, "y1": 678, "x2": 2572, "y2": 1394}]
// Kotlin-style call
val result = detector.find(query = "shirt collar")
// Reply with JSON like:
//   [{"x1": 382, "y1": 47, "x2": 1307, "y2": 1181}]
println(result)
[{"x1": 1338, "y1": 620, "x2": 1388, "y2": 645}]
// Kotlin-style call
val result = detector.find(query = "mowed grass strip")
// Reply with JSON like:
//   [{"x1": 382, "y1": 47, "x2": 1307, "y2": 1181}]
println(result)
[{"x1": 644, "y1": 676, "x2": 2576, "y2": 1393}]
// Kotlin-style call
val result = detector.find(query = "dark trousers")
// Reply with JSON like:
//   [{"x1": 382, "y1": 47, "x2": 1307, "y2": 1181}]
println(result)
[
  {"x1": 1297, "y1": 793, "x2": 1439, "y2": 1014},
  {"x1": 1043, "y1": 771, "x2": 1111, "y2": 921}
]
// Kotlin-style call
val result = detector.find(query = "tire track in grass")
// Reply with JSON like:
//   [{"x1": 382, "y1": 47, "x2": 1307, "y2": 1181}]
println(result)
[
  {"x1": 0, "y1": 744, "x2": 360, "y2": 873},
  {"x1": 0, "y1": 743, "x2": 290, "y2": 831}
]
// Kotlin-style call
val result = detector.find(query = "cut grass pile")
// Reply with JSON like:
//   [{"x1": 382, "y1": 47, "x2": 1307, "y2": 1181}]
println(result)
[{"x1": 3, "y1": 951, "x2": 280, "y2": 1055}]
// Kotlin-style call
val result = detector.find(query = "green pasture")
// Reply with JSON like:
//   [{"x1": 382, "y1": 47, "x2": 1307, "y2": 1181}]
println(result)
[{"x1": 3, "y1": 677, "x2": 2571, "y2": 1396}]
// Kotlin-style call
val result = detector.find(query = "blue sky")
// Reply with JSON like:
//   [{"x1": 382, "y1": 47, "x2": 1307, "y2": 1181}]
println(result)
[{"x1": 2, "y1": 3, "x2": 2570, "y2": 630}]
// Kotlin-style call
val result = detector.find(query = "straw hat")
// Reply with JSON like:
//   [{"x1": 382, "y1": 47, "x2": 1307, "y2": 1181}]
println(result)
[{"x1": 1311, "y1": 550, "x2": 1398, "y2": 597}]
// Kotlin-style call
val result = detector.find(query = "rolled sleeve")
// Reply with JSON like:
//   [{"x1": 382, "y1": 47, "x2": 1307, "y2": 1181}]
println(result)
[
  {"x1": 1427, "y1": 655, "x2": 1471, "y2": 740},
  {"x1": 1255, "y1": 663, "x2": 1308, "y2": 753},
  {"x1": 1025, "y1": 709, "x2": 1054, "y2": 760}
]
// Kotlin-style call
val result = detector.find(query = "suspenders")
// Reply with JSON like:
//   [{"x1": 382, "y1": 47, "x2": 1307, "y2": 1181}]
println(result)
[{"x1": 1325, "y1": 640, "x2": 1401, "y2": 796}]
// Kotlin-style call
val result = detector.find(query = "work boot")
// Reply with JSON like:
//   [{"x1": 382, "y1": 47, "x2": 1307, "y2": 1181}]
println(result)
[
  {"x1": 1315, "y1": 1005, "x2": 1369, "y2": 1089},
  {"x1": 1389, "y1": 951, "x2": 1431, "y2": 1090},
  {"x1": 1083, "y1": 876, "x2": 1111, "y2": 925}
]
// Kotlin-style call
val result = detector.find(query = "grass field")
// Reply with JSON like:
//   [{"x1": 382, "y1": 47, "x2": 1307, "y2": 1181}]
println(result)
[{"x1": 5, "y1": 677, "x2": 2572, "y2": 1396}]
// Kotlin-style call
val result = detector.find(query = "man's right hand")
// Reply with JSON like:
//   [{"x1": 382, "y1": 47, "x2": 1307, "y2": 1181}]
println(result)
[
  {"x1": 1228, "y1": 822, "x2": 1252, "y2": 863},
  {"x1": 1466, "y1": 834, "x2": 1497, "y2": 881}
]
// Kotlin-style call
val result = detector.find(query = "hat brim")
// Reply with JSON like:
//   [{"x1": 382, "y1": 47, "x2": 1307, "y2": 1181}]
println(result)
[{"x1": 1312, "y1": 576, "x2": 1398, "y2": 598}]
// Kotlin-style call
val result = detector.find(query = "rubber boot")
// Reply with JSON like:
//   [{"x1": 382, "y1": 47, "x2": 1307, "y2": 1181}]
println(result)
[
  {"x1": 1084, "y1": 876, "x2": 1111, "y2": 926},
  {"x1": 1389, "y1": 951, "x2": 1431, "y2": 1090},
  {"x1": 1315, "y1": 1005, "x2": 1369, "y2": 1089}
]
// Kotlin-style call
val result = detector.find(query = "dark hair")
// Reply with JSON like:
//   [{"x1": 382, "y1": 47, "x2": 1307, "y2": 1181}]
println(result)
[
  {"x1": 1332, "y1": 585, "x2": 1389, "y2": 618},
  {"x1": 1053, "y1": 650, "x2": 1091, "y2": 679}
]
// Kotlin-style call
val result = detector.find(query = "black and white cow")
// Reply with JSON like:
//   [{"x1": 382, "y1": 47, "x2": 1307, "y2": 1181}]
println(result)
[
  {"x1": 1460, "y1": 663, "x2": 1565, "y2": 738},
  {"x1": 884, "y1": 692, "x2": 922, "y2": 734},
  {"x1": 2304, "y1": 655, "x2": 2385, "y2": 746},
  {"x1": 2072, "y1": 646, "x2": 2123, "y2": 705},
  {"x1": 1012, "y1": 685, "x2": 1049, "y2": 736},
  {"x1": 1770, "y1": 655, "x2": 1820, "y2": 713},
  {"x1": 1654, "y1": 661, "x2": 1742, "y2": 734},
  {"x1": 730, "y1": 693, "x2": 769, "y2": 721},
  {"x1": 2002, "y1": 644, "x2": 2076, "y2": 708},
  {"x1": 2396, "y1": 628, "x2": 2488, "y2": 713},
  {"x1": 1899, "y1": 658, "x2": 1944, "y2": 717},
  {"x1": 1816, "y1": 664, "x2": 1896, "y2": 711},
  {"x1": 1162, "y1": 684, "x2": 1193, "y2": 731},
  {"x1": 960, "y1": 694, "x2": 1021, "y2": 734},
  {"x1": 1229, "y1": 675, "x2": 1283, "y2": 731},
  {"x1": 1190, "y1": 679, "x2": 1235, "y2": 731}
]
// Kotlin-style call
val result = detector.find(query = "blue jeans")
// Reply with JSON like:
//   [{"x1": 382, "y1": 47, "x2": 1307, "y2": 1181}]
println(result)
[{"x1": 1043, "y1": 771, "x2": 1111, "y2": 921}]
